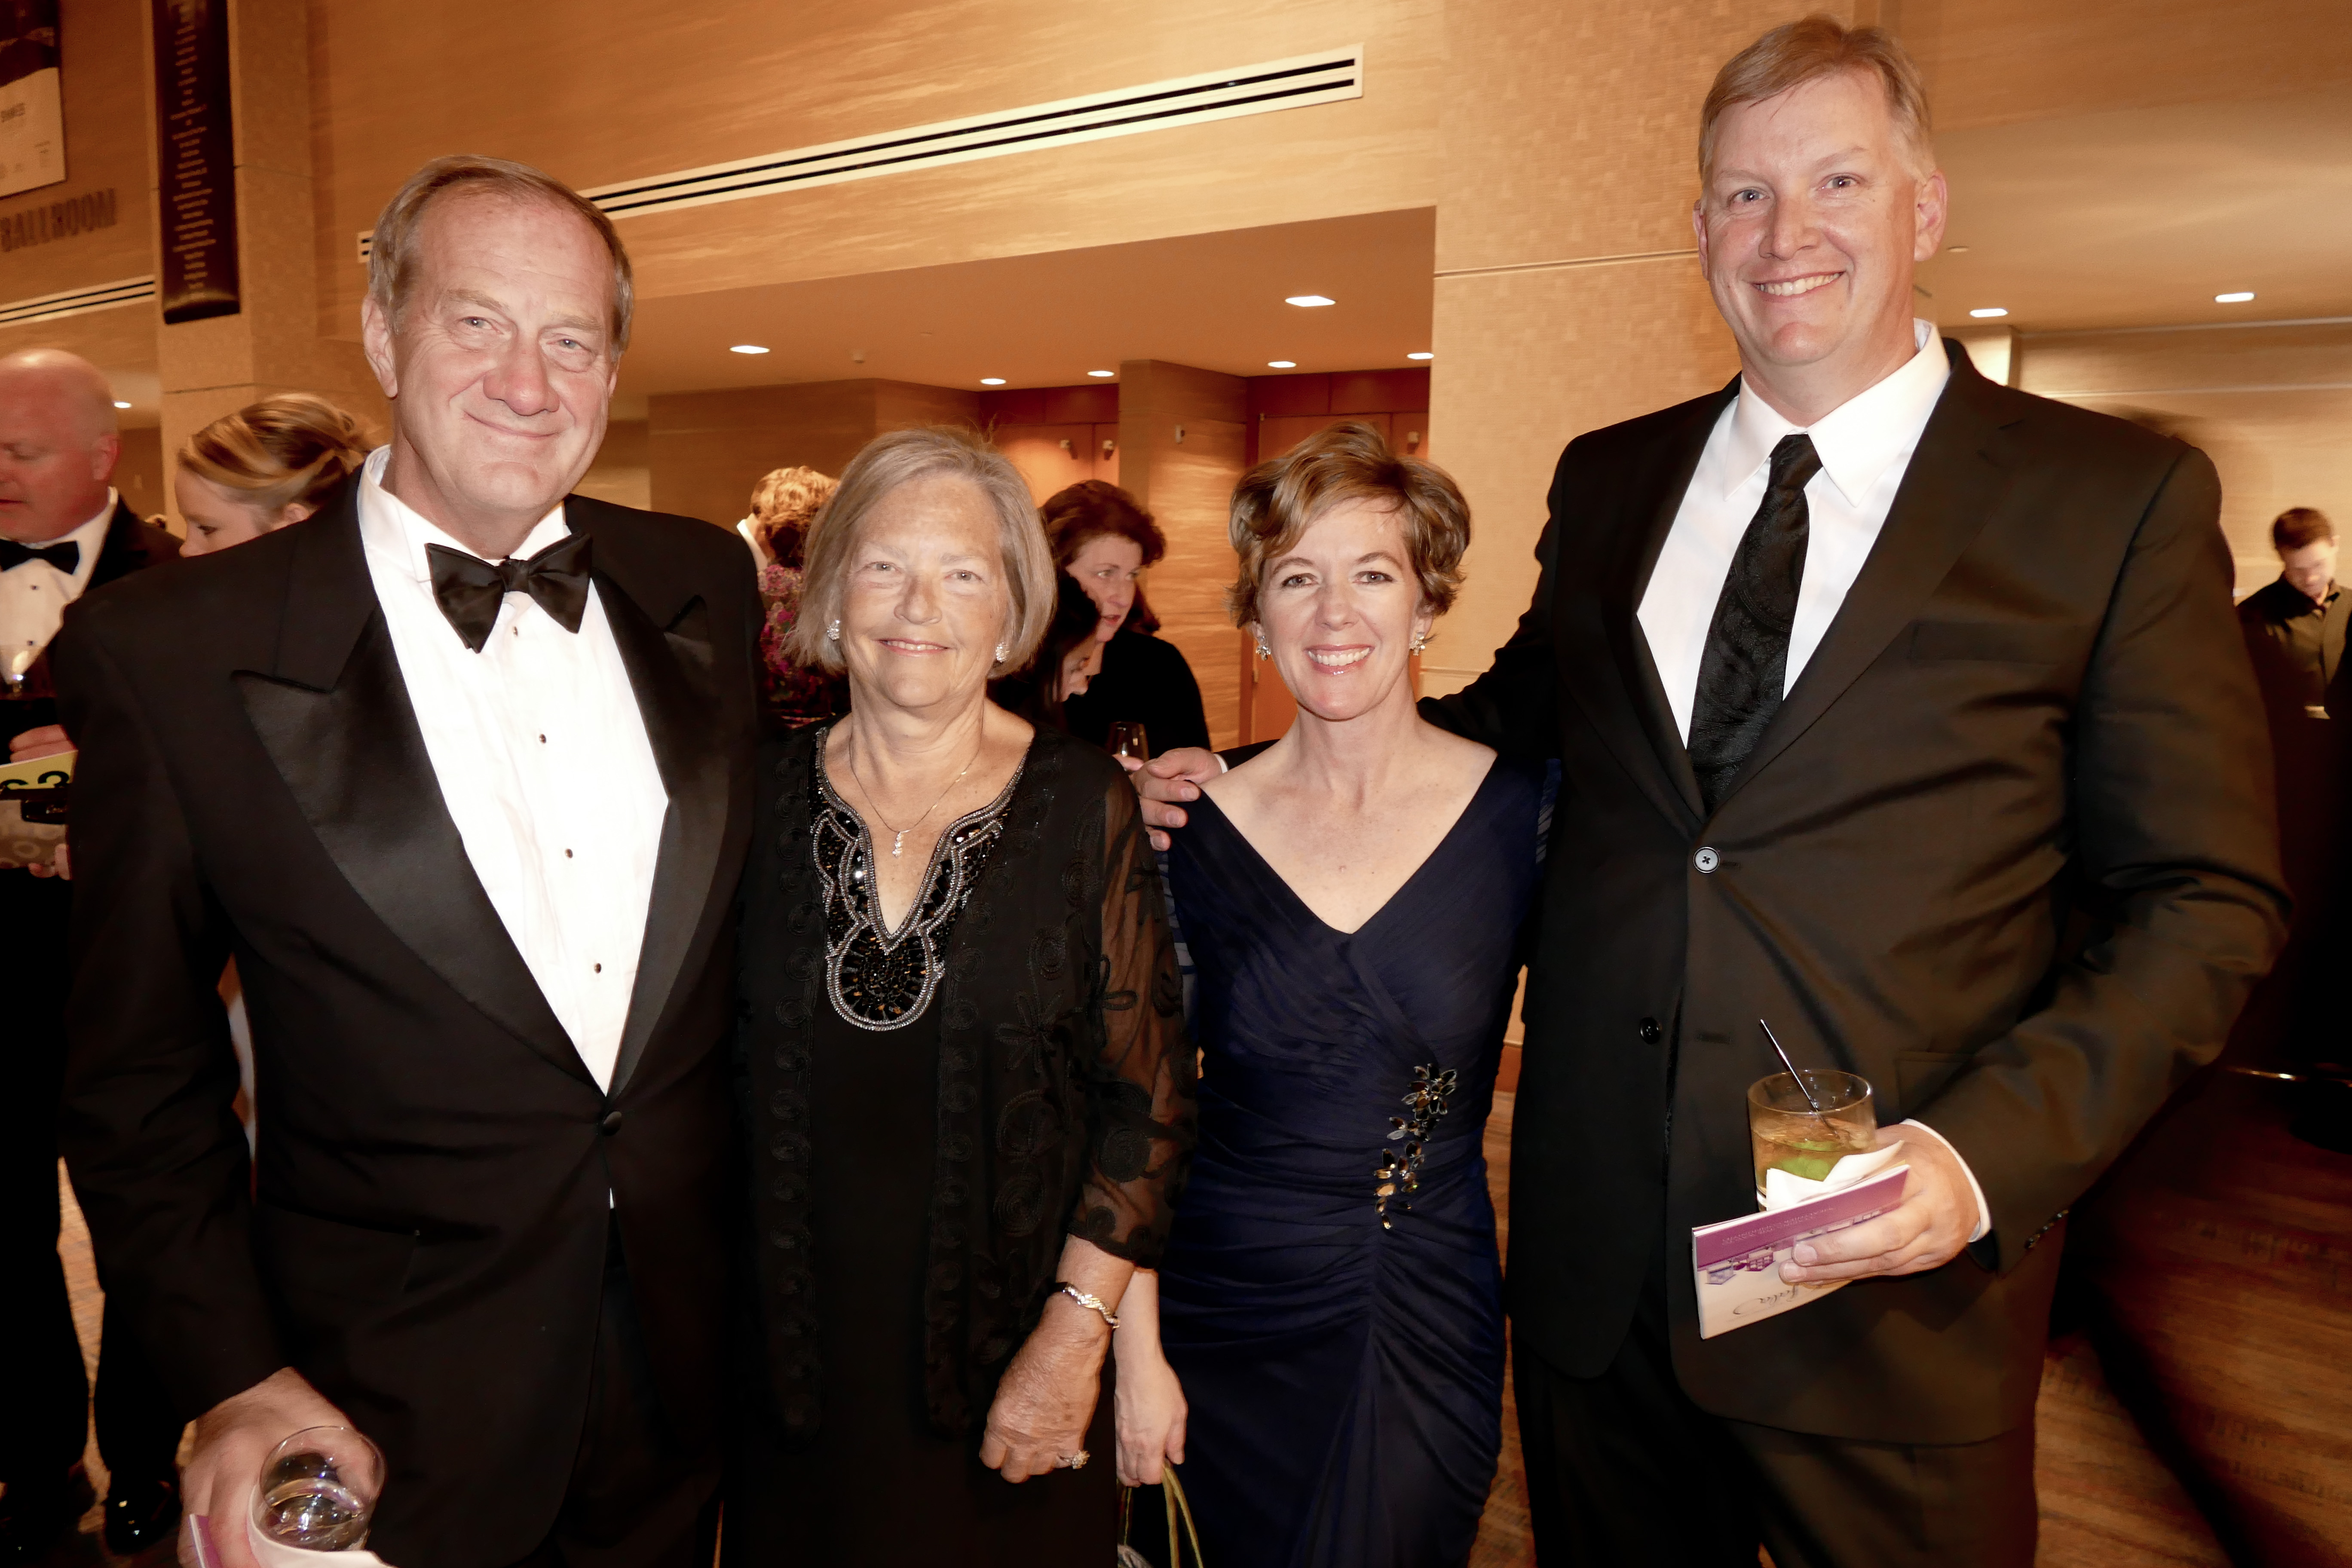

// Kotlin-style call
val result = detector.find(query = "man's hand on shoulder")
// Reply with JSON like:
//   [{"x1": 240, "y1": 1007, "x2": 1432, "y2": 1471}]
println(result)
[
  {"x1": 180, "y1": 1368, "x2": 359, "y2": 1568},
  {"x1": 1123, "y1": 747, "x2": 1222, "y2": 851},
  {"x1": 1778, "y1": 1127, "x2": 1981, "y2": 1284}
]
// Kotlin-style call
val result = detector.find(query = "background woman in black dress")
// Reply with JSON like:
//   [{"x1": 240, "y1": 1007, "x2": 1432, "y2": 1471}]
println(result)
[
  {"x1": 1042, "y1": 480, "x2": 1211, "y2": 755},
  {"x1": 728, "y1": 428, "x2": 1195, "y2": 1565}
]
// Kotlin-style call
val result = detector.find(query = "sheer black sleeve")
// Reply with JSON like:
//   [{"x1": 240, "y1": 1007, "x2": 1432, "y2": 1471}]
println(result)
[{"x1": 1069, "y1": 775, "x2": 1195, "y2": 1264}]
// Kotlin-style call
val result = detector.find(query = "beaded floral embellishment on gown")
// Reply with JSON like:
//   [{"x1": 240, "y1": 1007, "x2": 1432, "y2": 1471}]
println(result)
[
  {"x1": 1373, "y1": 1064, "x2": 1458, "y2": 1228},
  {"x1": 812, "y1": 732, "x2": 1019, "y2": 1031}
]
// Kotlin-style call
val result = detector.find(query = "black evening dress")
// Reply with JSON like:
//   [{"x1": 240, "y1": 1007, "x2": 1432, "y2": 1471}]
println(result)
[
  {"x1": 1062, "y1": 628, "x2": 1211, "y2": 755},
  {"x1": 726, "y1": 722, "x2": 1194, "y2": 1567},
  {"x1": 1157, "y1": 756, "x2": 1547, "y2": 1568}
]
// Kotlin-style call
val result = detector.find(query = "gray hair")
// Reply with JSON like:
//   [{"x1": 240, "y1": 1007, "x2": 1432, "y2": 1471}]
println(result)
[
  {"x1": 786, "y1": 426, "x2": 1056, "y2": 677},
  {"x1": 367, "y1": 155, "x2": 634, "y2": 355}
]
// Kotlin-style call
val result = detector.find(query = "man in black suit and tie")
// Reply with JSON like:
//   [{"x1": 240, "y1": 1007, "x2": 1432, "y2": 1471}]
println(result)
[
  {"x1": 1141, "y1": 18, "x2": 2285, "y2": 1566},
  {"x1": 54, "y1": 157, "x2": 760, "y2": 1568},
  {"x1": 0, "y1": 349, "x2": 187, "y2": 1561}
]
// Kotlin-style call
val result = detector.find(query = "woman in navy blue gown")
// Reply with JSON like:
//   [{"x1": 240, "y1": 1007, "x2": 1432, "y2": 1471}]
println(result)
[{"x1": 1127, "y1": 423, "x2": 1544, "y2": 1567}]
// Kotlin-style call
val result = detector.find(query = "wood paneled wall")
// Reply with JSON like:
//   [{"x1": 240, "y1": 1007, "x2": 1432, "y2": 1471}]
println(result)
[
  {"x1": 1117, "y1": 360, "x2": 1250, "y2": 748},
  {"x1": 646, "y1": 379, "x2": 982, "y2": 527}
]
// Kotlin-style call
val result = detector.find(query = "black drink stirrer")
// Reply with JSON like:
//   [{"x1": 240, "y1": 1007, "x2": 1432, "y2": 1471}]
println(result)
[{"x1": 1758, "y1": 1018, "x2": 1823, "y2": 1113}]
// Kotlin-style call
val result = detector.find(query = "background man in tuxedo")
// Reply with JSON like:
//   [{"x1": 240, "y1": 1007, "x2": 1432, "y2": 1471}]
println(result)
[
  {"x1": 1141, "y1": 18, "x2": 2285, "y2": 1566},
  {"x1": 0, "y1": 349, "x2": 186, "y2": 1561},
  {"x1": 54, "y1": 158, "x2": 760, "y2": 1568}
]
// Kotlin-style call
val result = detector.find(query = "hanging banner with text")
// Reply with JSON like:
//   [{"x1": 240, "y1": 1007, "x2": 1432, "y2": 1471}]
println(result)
[
  {"x1": 0, "y1": 0, "x2": 66, "y2": 199},
  {"x1": 151, "y1": 0, "x2": 239, "y2": 322}
]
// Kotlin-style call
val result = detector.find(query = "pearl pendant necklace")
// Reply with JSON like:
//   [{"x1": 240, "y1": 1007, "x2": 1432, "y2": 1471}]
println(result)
[{"x1": 848, "y1": 733, "x2": 983, "y2": 860}]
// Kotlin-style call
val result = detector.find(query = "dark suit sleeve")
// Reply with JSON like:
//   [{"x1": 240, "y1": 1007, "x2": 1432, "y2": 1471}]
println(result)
[
  {"x1": 53, "y1": 619, "x2": 285, "y2": 1417},
  {"x1": 1914, "y1": 446, "x2": 2290, "y2": 1272},
  {"x1": 1418, "y1": 445, "x2": 1569, "y2": 757}
]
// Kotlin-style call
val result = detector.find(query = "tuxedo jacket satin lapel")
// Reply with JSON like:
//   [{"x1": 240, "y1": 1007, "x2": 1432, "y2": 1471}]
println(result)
[
  {"x1": 565, "y1": 496, "x2": 733, "y2": 1099},
  {"x1": 231, "y1": 487, "x2": 586, "y2": 1084}
]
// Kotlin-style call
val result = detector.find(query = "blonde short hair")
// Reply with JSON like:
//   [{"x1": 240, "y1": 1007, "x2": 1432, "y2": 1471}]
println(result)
[
  {"x1": 749, "y1": 466, "x2": 839, "y2": 564},
  {"x1": 785, "y1": 427, "x2": 1056, "y2": 676},
  {"x1": 368, "y1": 155, "x2": 634, "y2": 355},
  {"x1": 180, "y1": 395, "x2": 371, "y2": 517},
  {"x1": 1226, "y1": 421, "x2": 1469, "y2": 629},
  {"x1": 1700, "y1": 16, "x2": 1933, "y2": 181}
]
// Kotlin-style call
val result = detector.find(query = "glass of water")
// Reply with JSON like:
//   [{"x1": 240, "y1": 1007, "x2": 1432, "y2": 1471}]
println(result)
[
  {"x1": 1106, "y1": 722, "x2": 1149, "y2": 763},
  {"x1": 252, "y1": 1427, "x2": 384, "y2": 1552}
]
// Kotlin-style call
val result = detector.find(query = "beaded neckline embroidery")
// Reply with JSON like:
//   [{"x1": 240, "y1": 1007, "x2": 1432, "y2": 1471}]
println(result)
[{"x1": 812, "y1": 734, "x2": 1019, "y2": 1031}]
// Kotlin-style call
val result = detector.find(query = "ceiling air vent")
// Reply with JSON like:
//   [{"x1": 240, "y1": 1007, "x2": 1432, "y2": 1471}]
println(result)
[
  {"x1": 0, "y1": 274, "x2": 156, "y2": 327},
  {"x1": 358, "y1": 46, "x2": 1362, "y2": 260}
]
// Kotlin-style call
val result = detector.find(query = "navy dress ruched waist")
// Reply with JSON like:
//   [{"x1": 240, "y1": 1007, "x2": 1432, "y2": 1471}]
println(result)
[{"x1": 1158, "y1": 756, "x2": 1546, "y2": 1568}]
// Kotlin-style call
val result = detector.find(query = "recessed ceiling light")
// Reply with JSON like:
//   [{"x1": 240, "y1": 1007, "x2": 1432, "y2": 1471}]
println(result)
[
  {"x1": 1087, "y1": 369, "x2": 1115, "y2": 378},
  {"x1": 729, "y1": 343, "x2": 770, "y2": 355},
  {"x1": 1967, "y1": 307, "x2": 2008, "y2": 318},
  {"x1": 1285, "y1": 294, "x2": 1336, "y2": 308},
  {"x1": 1946, "y1": 245, "x2": 1970, "y2": 254},
  {"x1": 1267, "y1": 360, "x2": 1297, "y2": 369},
  {"x1": 2214, "y1": 291, "x2": 2255, "y2": 303},
  {"x1": 980, "y1": 377, "x2": 1006, "y2": 386},
  {"x1": 112, "y1": 400, "x2": 132, "y2": 408},
  {"x1": 1407, "y1": 352, "x2": 1433, "y2": 361}
]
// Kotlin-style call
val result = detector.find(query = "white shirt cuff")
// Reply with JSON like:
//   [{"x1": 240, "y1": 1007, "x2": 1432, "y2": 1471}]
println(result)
[{"x1": 1896, "y1": 1119, "x2": 1991, "y2": 1243}]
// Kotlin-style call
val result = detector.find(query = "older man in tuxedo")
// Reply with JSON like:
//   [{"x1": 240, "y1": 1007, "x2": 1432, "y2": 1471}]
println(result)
[
  {"x1": 1142, "y1": 19, "x2": 2285, "y2": 1567},
  {"x1": 0, "y1": 350, "x2": 186, "y2": 1560},
  {"x1": 55, "y1": 158, "x2": 760, "y2": 1568}
]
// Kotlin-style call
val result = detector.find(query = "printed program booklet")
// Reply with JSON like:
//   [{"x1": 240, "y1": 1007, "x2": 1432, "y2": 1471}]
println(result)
[{"x1": 1691, "y1": 1148, "x2": 1909, "y2": 1338}]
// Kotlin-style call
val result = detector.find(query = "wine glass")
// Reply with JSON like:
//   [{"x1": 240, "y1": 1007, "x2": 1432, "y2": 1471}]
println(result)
[
  {"x1": 1106, "y1": 722, "x2": 1148, "y2": 764},
  {"x1": 252, "y1": 1427, "x2": 384, "y2": 1552}
]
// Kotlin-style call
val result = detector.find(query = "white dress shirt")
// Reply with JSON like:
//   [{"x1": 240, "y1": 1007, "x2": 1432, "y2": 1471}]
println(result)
[
  {"x1": 1640, "y1": 319, "x2": 1950, "y2": 742},
  {"x1": 1635, "y1": 323, "x2": 1991, "y2": 1242},
  {"x1": 357, "y1": 448, "x2": 667, "y2": 1092},
  {"x1": 1, "y1": 490, "x2": 115, "y2": 675}
]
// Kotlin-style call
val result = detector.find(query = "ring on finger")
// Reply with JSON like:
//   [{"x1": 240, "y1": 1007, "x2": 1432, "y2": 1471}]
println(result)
[{"x1": 1055, "y1": 1450, "x2": 1089, "y2": 1470}]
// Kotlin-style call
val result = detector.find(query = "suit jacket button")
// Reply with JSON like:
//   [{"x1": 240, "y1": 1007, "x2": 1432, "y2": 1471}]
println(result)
[
  {"x1": 1638, "y1": 1017, "x2": 1662, "y2": 1044},
  {"x1": 1694, "y1": 846, "x2": 1720, "y2": 873},
  {"x1": 600, "y1": 1111, "x2": 624, "y2": 1135}
]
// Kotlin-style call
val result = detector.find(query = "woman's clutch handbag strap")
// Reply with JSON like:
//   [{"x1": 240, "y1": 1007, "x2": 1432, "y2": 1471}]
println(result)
[{"x1": 1118, "y1": 1463, "x2": 1204, "y2": 1567}]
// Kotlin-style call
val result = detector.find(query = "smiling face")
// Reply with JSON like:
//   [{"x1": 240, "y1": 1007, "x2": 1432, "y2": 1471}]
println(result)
[
  {"x1": 361, "y1": 191, "x2": 617, "y2": 554},
  {"x1": 1694, "y1": 68, "x2": 1945, "y2": 423},
  {"x1": 839, "y1": 476, "x2": 1014, "y2": 720},
  {"x1": 1254, "y1": 497, "x2": 1433, "y2": 725},
  {"x1": 1064, "y1": 532, "x2": 1144, "y2": 643}
]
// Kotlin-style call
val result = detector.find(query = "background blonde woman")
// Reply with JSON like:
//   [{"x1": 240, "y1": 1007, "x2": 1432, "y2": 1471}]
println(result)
[
  {"x1": 743, "y1": 463, "x2": 845, "y2": 725},
  {"x1": 175, "y1": 392, "x2": 370, "y2": 554},
  {"x1": 728, "y1": 426, "x2": 1194, "y2": 1564}
]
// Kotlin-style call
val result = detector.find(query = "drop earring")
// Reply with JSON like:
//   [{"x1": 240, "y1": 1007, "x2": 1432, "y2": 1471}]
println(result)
[
  {"x1": 1409, "y1": 630, "x2": 1428, "y2": 653},
  {"x1": 1254, "y1": 634, "x2": 1271, "y2": 661},
  {"x1": 994, "y1": 642, "x2": 1008, "y2": 664},
  {"x1": 826, "y1": 619, "x2": 841, "y2": 641}
]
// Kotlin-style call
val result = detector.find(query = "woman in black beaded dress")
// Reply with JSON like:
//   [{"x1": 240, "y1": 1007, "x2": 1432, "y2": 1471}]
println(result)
[{"x1": 726, "y1": 427, "x2": 1196, "y2": 1565}]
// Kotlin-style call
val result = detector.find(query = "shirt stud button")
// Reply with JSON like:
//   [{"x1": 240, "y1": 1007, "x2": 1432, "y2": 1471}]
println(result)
[
  {"x1": 1694, "y1": 846, "x2": 1720, "y2": 873},
  {"x1": 593, "y1": 962, "x2": 603, "y2": 973}
]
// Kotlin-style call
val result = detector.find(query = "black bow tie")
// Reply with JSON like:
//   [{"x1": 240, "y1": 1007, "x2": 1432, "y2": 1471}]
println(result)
[
  {"x1": 0, "y1": 538, "x2": 80, "y2": 574},
  {"x1": 425, "y1": 533, "x2": 593, "y2": 653}
]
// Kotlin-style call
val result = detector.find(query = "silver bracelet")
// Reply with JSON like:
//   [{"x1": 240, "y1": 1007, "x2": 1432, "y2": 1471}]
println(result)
[{"x1": 1054, "y1": 1282, "x2": 1120, "y2": 1329}]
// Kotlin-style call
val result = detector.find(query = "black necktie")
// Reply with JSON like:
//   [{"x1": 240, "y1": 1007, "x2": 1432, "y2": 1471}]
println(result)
[
  {"x1": 0, "y1": 538, "x2": 80, "y2": 574},
  {"x1": 425, "y1": 533, "x2": 593, "y2": 653},
  {"x1": 1687, "y1": 433, "x2": 1822, "y2": 814}
]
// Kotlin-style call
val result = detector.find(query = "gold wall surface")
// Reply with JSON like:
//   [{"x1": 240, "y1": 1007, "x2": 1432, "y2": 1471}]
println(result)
[
  {"x1": 647, "y1": 379, "x2": 984, "y2": 527},
  {"x1": 307, "y1": 0, "x2": 1442, "y2": 338},
  {"x1": 2018, "y1": 322, "x2": 2352, "y2": 596}
]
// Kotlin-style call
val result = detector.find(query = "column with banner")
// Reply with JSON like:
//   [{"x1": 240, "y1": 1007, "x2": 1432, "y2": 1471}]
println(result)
[
  {"x1": 0, "y1": 0, "x2": 64, "y2": 198},
  {"x1": 151, "y1": 0, "x2": 239, "y2": 322}
]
